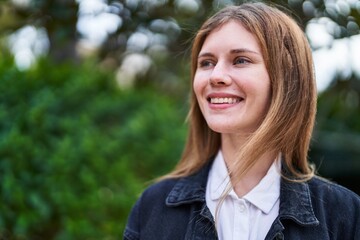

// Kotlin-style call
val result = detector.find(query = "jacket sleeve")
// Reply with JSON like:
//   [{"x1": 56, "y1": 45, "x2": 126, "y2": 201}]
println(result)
[{"x1": 123, "y1": 199, "x2": 141, "y2": 240}]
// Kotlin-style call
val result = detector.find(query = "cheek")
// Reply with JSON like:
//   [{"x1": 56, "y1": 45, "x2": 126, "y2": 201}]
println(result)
[
  {"x1": 255, "y1": 69, "x2": 271, "y2": 100},
  {"x1": 193, "y1": 73, "x2": 204, "y2": 98},
  {"x1": 246, "y1": 73, "x2": 271, "y2": 111}
]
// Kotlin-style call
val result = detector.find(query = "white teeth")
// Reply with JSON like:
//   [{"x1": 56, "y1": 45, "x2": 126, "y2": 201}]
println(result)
[{"x1": 210, "y1": 97, "x2": 240, "y2": 104}]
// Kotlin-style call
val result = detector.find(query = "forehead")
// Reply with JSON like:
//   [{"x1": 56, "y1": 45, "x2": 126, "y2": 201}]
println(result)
[{"x1": 200, "y1": 20, "x2": 262, "y2": 54}]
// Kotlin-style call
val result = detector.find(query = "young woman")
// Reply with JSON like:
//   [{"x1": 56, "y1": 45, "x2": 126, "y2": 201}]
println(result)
[{"x1": 124, "y1": 2, "x2": 360, "y2": 240}]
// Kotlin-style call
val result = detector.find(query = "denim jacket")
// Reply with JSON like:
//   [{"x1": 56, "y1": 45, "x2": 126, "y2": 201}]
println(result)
[{"x1": 124, "y1": 161, "x2": 360, "y2": 240}]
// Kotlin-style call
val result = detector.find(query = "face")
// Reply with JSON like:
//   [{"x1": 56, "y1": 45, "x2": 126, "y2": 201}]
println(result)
[{"x1": 193, "y1": 20, "x2": 271, "y2": 135}]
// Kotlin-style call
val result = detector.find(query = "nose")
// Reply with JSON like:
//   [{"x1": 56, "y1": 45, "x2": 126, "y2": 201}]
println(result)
[{"x1": 209, "y1": 62, "x2": 232, "y2": 86}]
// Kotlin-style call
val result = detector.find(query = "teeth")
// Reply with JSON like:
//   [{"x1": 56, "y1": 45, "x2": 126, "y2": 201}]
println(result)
[{"x1": 210, "y1": 97, "x2": 240, "y2": 104}]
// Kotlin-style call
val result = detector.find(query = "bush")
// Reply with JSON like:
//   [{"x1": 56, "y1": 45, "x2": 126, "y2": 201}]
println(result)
[{"x1": 0, "y1": 57, "x2": 187, "y2": 239}]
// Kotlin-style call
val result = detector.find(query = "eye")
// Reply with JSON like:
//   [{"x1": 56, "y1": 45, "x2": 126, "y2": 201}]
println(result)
[
  {"x1": 198, "y1": 60, "x2": 215, "y2": 68},
  {"x1": 234, "y1": 57, "x2": 250, "y2": 65}
]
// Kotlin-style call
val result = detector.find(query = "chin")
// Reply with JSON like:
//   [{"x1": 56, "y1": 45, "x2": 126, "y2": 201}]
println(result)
[
  {"x1": 207, "y1": 124, "x2": 236, "y2": 134},
  {"x1": 207, "y1": 122, "x2": 258, "y2": 135}
]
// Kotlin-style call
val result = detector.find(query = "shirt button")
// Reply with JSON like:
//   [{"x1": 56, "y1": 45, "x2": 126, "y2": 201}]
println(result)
[{"x1": 238, "y1": 202, "x2": 246, "y2": 212}]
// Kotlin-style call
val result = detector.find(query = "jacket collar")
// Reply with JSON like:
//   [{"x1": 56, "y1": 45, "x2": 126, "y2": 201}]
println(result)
[
  {"x1": 165, "y1": 159, "x2": 319, "y2": 226},
  {"x1": 278, "y1": 179, "x2": 319, "y2": 225},
  {"x1": 165, "y1": 161, "x2": 212, "y2": 206}
]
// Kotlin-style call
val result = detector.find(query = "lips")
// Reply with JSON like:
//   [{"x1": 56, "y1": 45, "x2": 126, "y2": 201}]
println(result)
[{"x1": 207, "y1": 93, "x2": 244, "y2": 105}]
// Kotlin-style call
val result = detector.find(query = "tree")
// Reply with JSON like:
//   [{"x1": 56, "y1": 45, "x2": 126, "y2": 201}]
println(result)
[{"x1": 0, "y1": 0, "x2": 79, "y2": 62}]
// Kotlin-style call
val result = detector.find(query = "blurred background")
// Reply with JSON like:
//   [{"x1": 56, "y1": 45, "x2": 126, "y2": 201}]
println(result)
[{"x1": 0, "y1": 0, "x2": 359, "y2": 239}]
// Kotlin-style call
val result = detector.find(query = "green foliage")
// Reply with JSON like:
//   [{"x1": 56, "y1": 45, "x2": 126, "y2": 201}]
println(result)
[
  {"x1": 1, "y1": 1, "x2": 359, "y2": 238},
  {"x1": 0, "y1": 56, "x2": 187, "y2": 239},
  {"x1": 317, "y1": 77, "x2": 360, "y2": 132},
  {"x1": 310, "y1": 76, "x2": 360, "y2": 180}
]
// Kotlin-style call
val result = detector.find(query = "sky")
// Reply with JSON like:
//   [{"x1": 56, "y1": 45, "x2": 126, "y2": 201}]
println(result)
[{"x1": 7, "y1": 0, "x2": 360, "y2": 92}]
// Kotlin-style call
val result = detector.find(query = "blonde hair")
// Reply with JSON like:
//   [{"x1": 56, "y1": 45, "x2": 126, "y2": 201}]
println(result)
[{"x1": 162, "y1": 2, "x2": 316, "y2": 182}]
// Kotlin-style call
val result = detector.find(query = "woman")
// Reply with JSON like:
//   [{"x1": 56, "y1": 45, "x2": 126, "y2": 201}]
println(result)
[{"x1": 124, "y1": 2, "x2": 360, "y2": 240}]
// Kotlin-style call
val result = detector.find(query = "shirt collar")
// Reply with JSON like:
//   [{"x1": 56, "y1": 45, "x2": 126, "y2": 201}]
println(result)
[
  {"x1": 165, "y1": 154, "x2": 318, "y2": 226},
  {"x1": 208, "y1": 150, "x2": 281, "y2": 214}
]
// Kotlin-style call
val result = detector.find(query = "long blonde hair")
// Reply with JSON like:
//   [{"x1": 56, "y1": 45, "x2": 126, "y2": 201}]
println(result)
[{"x1": 162, "y1": 2, "x2": 317, "y2": 182}]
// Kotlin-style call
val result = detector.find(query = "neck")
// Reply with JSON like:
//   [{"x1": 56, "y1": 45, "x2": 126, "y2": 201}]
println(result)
[{"x1": 221, "y1": 133, "x2": 276, "y2": 197}]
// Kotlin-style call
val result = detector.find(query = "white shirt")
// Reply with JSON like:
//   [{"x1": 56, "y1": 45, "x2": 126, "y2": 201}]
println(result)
[{"x1": 205, "y1": 150, "x2": 281, "y2": 240}]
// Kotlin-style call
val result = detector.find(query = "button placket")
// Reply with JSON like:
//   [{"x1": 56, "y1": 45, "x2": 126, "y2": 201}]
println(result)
[{"x1": 237, "y1": 200, "x2": 247, "y2": 213}]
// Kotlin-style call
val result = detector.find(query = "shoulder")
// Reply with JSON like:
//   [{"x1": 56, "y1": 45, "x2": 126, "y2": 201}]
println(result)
[
  {"x1": 279, "y1": 176, "x2": 360, "y2": 238},
  {"x1": 142, "y1": 178, "x2": 180, "y2": 200},
  {"x1": 307, "y1": 176, "x2": 360, "y2": 204},
  {"x1": 307, "y1": 176, "x2": 360, "y2": 232},
  {"x1": 134, "y1": 177, "x2": 182, "y2": 217},
  {"x1": 123, "y1": 178, "x2": 182, "y2": 240},
  {"x1": 124, "y1": 175, "x2": 205, "y2": 240},
  {"x1": 123, "y1": 163, "x2": 212, "y2": 240}
]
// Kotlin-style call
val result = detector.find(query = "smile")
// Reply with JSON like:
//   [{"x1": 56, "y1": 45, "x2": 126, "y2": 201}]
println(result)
[{"x1": 208, "y1": 97, "x2": 242, "y2": 104}]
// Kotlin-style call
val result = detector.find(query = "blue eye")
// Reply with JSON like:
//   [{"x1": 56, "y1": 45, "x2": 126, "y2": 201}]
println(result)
[
  {"x1": 199, "y1": 60, "x2": 214, "y2": 68},
  {"x1": 234, "y1": 57, "x2": 250, "y2": 65}
]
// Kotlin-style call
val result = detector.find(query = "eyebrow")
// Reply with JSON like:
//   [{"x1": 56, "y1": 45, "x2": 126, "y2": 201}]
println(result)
[
  {"x1": 198, "y1": 48, "x2": 261, "y2": 58},
  {"x1": 197, "y1": 52, "x2": 215, "y2": 58},
  {"x1": 230, "y1": 48, "x2": 260, "y2": 55}
]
